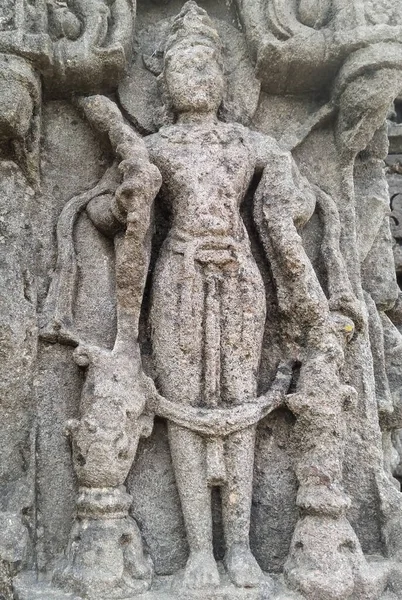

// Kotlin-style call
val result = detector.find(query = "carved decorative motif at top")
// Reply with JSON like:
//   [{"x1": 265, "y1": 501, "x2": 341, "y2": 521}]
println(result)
[
  {"x1": 0, "y1": 0, "x2": 135, "y2": 93},
  {"x1": 234, "y1": 0, "x2": 402, "y2": 93}
]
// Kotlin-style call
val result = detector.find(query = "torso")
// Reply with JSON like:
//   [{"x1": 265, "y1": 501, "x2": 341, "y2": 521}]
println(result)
[{"x1": 145, "y1": 121, "x2": 255, "y2": 241}]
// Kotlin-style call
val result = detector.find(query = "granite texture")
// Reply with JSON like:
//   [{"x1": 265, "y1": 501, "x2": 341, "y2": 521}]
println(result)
[{"x1": 1, "y1": 1, "x2": 402, "y2": 599}]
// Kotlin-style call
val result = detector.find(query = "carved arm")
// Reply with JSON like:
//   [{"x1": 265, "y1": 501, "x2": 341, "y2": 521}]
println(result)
[
  {"x1": 62, "y1": 99, "x2": 161, "y2": 486},
  {"x1": 314, "y1": 185, "x2": 363, "y2": 328},
  {"x1": 254, "y1": 149, "x2": 329, "y2": 344},
  {"x1": 76, "y1": 96, "x2": 162, "y2": 348},
  {"x1": 41, "y1": 96, "x2": 162, "y2": 348},
  {"x1": 250, "y1": 130, "x2": 362, "y2": 330}
]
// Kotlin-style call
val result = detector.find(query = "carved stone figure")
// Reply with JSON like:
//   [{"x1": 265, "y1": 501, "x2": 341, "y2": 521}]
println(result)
[
  {"x1": 146, "y1": 7, "x2": 268, "y2": 589},
  {"x1": 40, "y1": 5, "x2": 294, "y2": 593},
  {"x1": 2, "y1": 1, "x2": 402, "y2": 600}
]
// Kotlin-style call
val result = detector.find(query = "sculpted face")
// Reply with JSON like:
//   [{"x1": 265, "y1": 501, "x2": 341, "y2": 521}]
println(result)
[{"x1": 164, "y1": 45, "x2": 224, "y2": 115}]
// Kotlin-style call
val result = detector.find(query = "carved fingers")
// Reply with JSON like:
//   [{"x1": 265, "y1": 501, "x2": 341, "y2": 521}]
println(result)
[
  {"x1": 76, "y1": 94, "x2": 162, "y2": 221},
  {"x1": 73, "y1": 343, "x2": 100, "y2": 367},
  {"x1": 116, "y1": 161, "x2": 162, "y2": 218},
  {"x1": 329, "y1": 294, "x2": 365, "y2": 331}
]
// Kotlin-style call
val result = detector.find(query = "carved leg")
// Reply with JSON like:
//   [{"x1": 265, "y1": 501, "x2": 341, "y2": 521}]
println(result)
[
  {"x1": 168, "y1": 422, "x2": 220, "y2": 589},
  {"x1": 221, "y1": 426, "x2": 262, "y2": 588}
]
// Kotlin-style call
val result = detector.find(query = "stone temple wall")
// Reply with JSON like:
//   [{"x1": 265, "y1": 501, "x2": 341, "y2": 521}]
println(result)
[
  {"x1": 389, "y1": 98, "x2": 402, "y2": 289},
  {"x1": 1, "y1": 2, "x2": 402, "y2": 599},
  {"x1": 387, "y1": 99, "x2": 402, "y2": 488}
]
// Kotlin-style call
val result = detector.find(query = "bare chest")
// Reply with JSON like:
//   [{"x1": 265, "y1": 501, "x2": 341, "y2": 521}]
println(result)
[{"x1": 148, "y1": 128, "x2": 255, "y2": 201}]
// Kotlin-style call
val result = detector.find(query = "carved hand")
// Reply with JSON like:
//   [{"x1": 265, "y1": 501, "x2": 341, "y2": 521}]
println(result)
[
  {"x1": 115, "y1": 160, "x2": 162, "y2": 220},
  {"x1": 329, "y1": 293, "x2": 365, "y2": 331}
]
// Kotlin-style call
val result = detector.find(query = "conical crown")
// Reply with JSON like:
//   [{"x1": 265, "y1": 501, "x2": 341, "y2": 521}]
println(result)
[{"x1": 165, "y1": 1, "x2": 223, "y2": 64}]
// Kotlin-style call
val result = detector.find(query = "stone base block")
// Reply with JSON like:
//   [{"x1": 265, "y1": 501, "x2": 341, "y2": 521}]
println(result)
[
  {"x1": 14, "y1": 570, "x2": 295, "y2": 600},
  {"x1": 13, "y1": 559, "x2": 393, "y2": 600}
]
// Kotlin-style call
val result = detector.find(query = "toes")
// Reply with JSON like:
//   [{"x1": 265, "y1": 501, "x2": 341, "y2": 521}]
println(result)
[
  {"x1": 196, "y1": 566, "x2": 220, "y2": 588},
  {"x1": 181, "y1": 555, "x2": 220, "y2": 589}
]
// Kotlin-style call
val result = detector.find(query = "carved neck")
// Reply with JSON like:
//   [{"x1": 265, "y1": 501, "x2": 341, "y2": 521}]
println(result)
[{"x1": 176, "y1": 111, "x2": 219, "y2": 126}]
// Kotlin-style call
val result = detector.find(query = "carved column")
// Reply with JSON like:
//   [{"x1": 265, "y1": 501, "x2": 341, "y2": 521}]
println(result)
[
  {"x1": 237, "y1": 1, "x2": 402, "y2": 598},
  {"x1": 0, "y1": 1, "x2": 136, "y2": 598}
]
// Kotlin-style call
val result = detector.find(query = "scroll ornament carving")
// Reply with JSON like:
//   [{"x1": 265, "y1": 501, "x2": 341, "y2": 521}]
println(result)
[
  {"x1": 235, "y1": 0, "x2": 402, "y2": 94},
  {"x1": 0, "y1": 0, "x2": 134, "y2": 185}
]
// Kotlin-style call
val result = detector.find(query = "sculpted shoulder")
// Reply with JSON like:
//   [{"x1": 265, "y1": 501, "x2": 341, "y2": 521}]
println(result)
[
  {"x1": 144, "y1": 122, "x2": 286, "y2": 176},
  {"x1": 245, "y1": 129, "x2": 285, "y2": 172},
  {"x1": 144, "y1": 131, "x2": 164, "y2": 158}
]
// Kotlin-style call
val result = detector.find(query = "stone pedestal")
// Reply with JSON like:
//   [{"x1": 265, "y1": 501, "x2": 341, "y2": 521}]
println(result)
[
  {"x1": 14, "y1": 570, "x2": 280, "y2": 600},
  {"x1": 51, "y1": 487, "x2": 152, "y2": 599}
]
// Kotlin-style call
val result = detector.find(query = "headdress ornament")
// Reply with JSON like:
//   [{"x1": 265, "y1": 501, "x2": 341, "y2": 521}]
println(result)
[{"x1": 165, "y1": 1, "x2": 223, "y2": 65}]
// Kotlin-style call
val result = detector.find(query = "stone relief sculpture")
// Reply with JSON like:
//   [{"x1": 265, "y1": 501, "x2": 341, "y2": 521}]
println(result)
[
  {"x1": 2, "y1": 1, "x2": 402, "y2": 600},
  {"x1": 0, "y1": 2, "x2": 134, "y2": 599},
  {"x1": 385, "y1": 101, "x2": 402, "y2": 487}
]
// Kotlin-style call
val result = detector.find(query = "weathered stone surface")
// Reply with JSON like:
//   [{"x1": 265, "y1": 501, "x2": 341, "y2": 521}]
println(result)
[{"x1": 1, "y1": 1, "x2": 402, "y2": 599}]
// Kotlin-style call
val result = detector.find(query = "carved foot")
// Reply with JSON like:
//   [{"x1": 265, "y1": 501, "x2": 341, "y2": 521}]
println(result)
[
  {"x1": 178, "y1": 551, "x2": 220, "y2": 589},
  {"x1": 224, "y1": 544, "x2": 263, "y2": 588}
]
